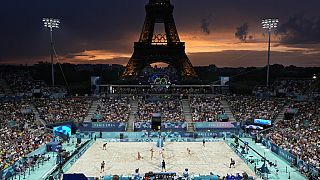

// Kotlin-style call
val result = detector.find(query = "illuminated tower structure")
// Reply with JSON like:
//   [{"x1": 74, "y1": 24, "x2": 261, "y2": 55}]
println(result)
[{"x1": 122, "y1": 0, "x2": 197, "y2": 80}]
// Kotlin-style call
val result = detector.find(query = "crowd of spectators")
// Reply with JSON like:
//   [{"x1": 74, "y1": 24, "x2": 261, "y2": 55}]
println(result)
[
  {"x1": 228, "y1": 96, "x2": 286, "y2": 121},
  {"x1": 95, "y1": 97, "x2": 131, "y2": 122},
  {"x1": 112, "y1": 87, "x2": 212, "y2": 94},
  {"x1": 137, "y1": 96, "x2": 184, "y2": 122},
  {"x1": 190, "y1": 96, "x2": 225, "y2": 122},
  {"x1": 253, "y1": 79, "x2": 316, "y2": 97},
  {"x1": 0, "y1": 101, "x2": 52, "y2": 171},
  {"x1": 13, "y1": 154, "x2": 51, "y2": 175},
  {"x1": 2, "y1": 69, "x2": 67, "y2": 98},
  {"x1": 273, "y1": 79, "x2": 315, "y2": 96},
  {"x1": 264, "y1": 100, "x2": 320, "y2": 169},
  {"x1": 34, "y1": 97, "x2": 91, "y2": 124},
  {"x1": 4, "y1": 70, "x2": 45, "y2": 97}
]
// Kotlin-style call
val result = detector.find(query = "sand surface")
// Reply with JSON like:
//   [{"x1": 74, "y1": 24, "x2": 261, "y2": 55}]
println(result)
[{"x1": 67, "y1": 141, "x2": 256, "y2": 178}]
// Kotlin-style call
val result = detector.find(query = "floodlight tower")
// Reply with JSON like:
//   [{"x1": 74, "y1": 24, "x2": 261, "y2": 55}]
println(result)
[
  {"x1": 43, "y1": 18, "x2": 60, "y2": 87},
  {"x1": 262, "y1": 18, "x2": 279, "y2": 87}
]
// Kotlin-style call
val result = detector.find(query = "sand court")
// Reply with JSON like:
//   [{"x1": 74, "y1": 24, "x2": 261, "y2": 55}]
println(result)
[{"x1": 67, "y1": 141, "x2": 256, "y2": 178}]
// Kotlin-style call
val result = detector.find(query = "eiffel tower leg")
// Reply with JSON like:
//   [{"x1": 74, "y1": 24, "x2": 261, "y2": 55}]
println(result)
[
  {"x1": 139, "y1": 15, "x2": 155, "y2": 43},
  {"x1": 164, "y1": 14, "x2": 180, "y2": 43},
  {"x1": 179, "y1": 53, "x2": 197, "y2": 78},
  {"x1": 122, "y1": 59, "x2": 138, "y2": 78},
  {"x1": 122, "y1": 56, "x2": 146, "y2": 79}
]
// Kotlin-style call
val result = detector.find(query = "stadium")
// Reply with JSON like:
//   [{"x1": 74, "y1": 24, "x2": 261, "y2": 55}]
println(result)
[{"x1": 1, "y1": 0, "x2": 320, "y2": 180}]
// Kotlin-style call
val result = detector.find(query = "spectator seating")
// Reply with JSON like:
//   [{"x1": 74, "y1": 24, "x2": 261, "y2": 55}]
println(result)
[
  {"x1": 228, "y1": 96, "x2": 286, "y2": 121},
  {"x1": 190, "y1": 96, "x2": 225, "y2": 122},
  {"x1": 137, "y1": 96, "x2": 184, "y2": 122},
  {"x1": 95, "y1": 97, "x2": 131, "y2": 122},
  {"x1": 35, "y1": 98, "x2": 91, "y2": 124}
]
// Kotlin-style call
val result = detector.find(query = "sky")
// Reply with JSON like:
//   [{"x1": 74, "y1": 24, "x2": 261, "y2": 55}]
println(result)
[{"x1": 0, "y1": 0, "x2": 320, "y2": 67}]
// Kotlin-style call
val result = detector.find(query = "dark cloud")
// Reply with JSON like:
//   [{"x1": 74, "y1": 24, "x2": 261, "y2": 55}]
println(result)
[
  {"x1": 60, "y1": 57, "x2": 130, "y2": 65},
  {"x1": 200, "y1": 15, "x2": 212, "y2": 35},
  {"x1": 235, "y1": 23, "x2": 249, "y2": 42},
  {"x1": 277, "y1": 15, "x2": 320, "y2": 44},
  {"x1": 1, "y1": 0, "x2": 320, "y2": 67},
  {"x1": 188, "y1": 50, "x2": 320, "y2": 67},
  {"x1": 0, "y1": 0, "x2": 145, "y2": 60}
]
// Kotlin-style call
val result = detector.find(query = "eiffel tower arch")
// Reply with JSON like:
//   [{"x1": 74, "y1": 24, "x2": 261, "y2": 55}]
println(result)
[{"x1": 122, "y1": 0, "x2": 197, "y2": 80}]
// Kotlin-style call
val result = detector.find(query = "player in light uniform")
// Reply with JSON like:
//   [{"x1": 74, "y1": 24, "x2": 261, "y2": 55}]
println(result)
[
  {"x1": 150, "y1": 148, "x2": 155, "y2": 160},
  {"x1": 137, "y1": 152, "x2": 142, "y2": 160},
  {"x1": 159, "y1": 148, "x2": 164, "y2": 158}
]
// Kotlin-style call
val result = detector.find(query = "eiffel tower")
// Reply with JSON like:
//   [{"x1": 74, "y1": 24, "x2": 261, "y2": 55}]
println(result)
[{"x1": 122, "y1": 0, "x2": 197, "y2": 80}]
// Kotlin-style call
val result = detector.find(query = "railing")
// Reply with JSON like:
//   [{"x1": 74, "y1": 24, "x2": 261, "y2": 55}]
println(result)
[
  {"x1": 225, "y1": 139, "x2": 266, "y2": 179},
  {"x1": 0, "y1": 144, "x2": 48, "y2": 179},
  {"x1": 62, "y1": 140, "x2": 94, "y2": 172},
  {"x1": 43, "y1": 140, "x2": 94, "y2": 180},
  {"x1": 259, "y1": 126, "x2": 274, "y2": 134},
  {"x1": 261, "y1": 137, "x2": 319, "y2": 179}
]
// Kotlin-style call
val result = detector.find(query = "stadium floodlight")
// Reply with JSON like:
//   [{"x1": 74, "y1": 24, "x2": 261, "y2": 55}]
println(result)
[
  {"x1": 262, "y1": 18, "x2": 279, "y2": 31},
  {"x1": 43, "y1": 18, "x2": 60, "y2": 87},
  {"x1": 313, "y1": 74, "x2": 317, "y2": 80},
  {"x1": 262, "y1": 18, "x2": 279, "y2": 87},
  {"x1": 43, "y1": 18, "x2": 60, "y2": 31}
]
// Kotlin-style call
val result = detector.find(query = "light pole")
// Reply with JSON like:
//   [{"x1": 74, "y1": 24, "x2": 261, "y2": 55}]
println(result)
[
  {"x1": 262, "y1": 18, "x2": 279, "y2": 87},
  {"x1": 43, "y1": 18, "x2": 60, "y2": 87}
]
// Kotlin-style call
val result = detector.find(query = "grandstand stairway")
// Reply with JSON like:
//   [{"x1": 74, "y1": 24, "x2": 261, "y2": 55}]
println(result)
[
  {"x1": 221, "y1": 100, "x2": 236, "y2": 121},
  {"x1": 181, "y1": 99, "x2": 194, "y2": 132},
  {"x1": 30, "y1": 104, "x2": 46, "y2": 127},
  {"x1": 273, "y1": 105, "x2": 287, "y2": 124},
  {"x1": 84, "y1": 100, "x2": 99, "y2": 122},
  {"x1": 127, "y1": 99, "x2": 138, "y2": 132},
  {"x1": 0, "y1": 78, "x2": 13, "y2": 95}
]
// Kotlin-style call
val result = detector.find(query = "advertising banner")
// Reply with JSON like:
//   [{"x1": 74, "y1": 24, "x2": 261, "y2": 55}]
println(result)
[
  {"x1": 254, "y1": 119, "x2": 271, "y2": 126},
  {"x1": 297, "y1": 159, "x2": 319, "y2": 178},
  {"x1": 194, "y1": 122, "x2": 240, "y2": 131},
  {"x1": 134, "y1": 122, "x2": 187, "y2": 131},
  {"x1": 260, "y1": 137, "x2": 320, "y2": 178},
  {"x1": 270, "y1": 141, "x2": 279, "y2": 154},
  {"x1": 278, "y1": 147, "x2": 297, "y2": 166},
  {"x1": 196, "y1": 131, "x2": 238, "y2": 138},
  {"x1": 80, "y1": 122, "x2": 127, "y2": 132}
]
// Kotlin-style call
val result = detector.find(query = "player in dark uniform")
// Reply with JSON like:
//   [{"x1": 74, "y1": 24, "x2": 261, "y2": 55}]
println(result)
[
  {"x1": 230, "y1": 158, "x2": 235, "y2": 168},
  {"x1": 103, "y1": 143, "x2": 107, "y2": 150},
  {"x1": 203, "y1": 139, "x2": 206, "y2": 147},
  {"x1": 161, "y1": 160, "x2": 166, "y2": 172},
  {"x1": 187, "y1": 148, "x2": 191, "y2": 155},
  {"x1": 150, "y1": 148, "x2": 154, "y2": 160},
  {"x1": 101, "y1": 161, "x2": 105, "y2": 172}
]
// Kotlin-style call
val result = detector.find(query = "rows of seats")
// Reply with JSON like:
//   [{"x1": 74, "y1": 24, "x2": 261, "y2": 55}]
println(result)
[
  {"x1": 34, "y1": 98, "x2": 91, "y2": 124},
  {"x1": 0, "y1": 100, "x2": 52, "y2": 171},
  {"x1": 190, "y1": 96, "x2": 225, "y2": 122},
  {"x1": 113, "y1": 87, "x2": 211, "y2": 94},
  {"x1": 253, "y1": 79, "x2": 316, "y2": 97},
  {"x1": 95, "y1": 97, "x2": 131, "y2": 122},
  {"x1": 137, "y1": 96, "x2": 184, "y2": 122},
  {"x1": 264, "y1": 100, "x2": 320, "y2": 168},
  {"x1": 273, "y1": 79, "x2": 315, "y2": 96},
  {"x1": 4, "y1": 70, "x2": 45, "y2": 96},
  {"x1": 227, "y1": 96, "x2": 286, "y2": 121}
]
